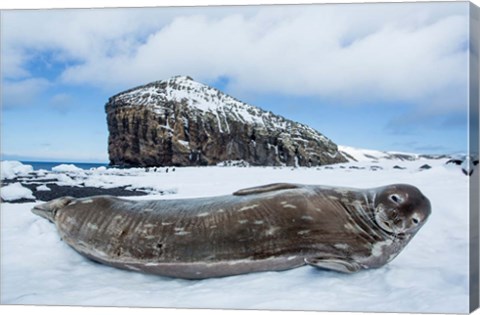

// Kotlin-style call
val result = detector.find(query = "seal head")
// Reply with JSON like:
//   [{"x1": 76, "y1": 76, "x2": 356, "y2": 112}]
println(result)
[{"x1": 373, "y1": 184, "x2": 431, "y2": 237}]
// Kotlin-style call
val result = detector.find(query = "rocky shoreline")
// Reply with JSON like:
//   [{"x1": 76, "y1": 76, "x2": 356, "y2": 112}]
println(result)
[
  {"x1": 1, "y1": 177, "x2": 148, "y2": 203},
  {"x1": 0, "y1": 161, "x2": 172, "y2": 204}
]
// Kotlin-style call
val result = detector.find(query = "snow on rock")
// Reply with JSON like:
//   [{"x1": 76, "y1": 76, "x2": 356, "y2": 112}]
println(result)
[
  {"x1": 36, "y1": 184, "x2": 51, "y2": 191},
  {"x1": 338, "y1": 145, "x2": 423, "y2": 162},
  {"x1": 92, "y1": 166, "x2": 107, "y2": 173},
  {"x1": 36, "y1": 169, "x2": 48, "y2": 176},
  {"x1": 1, "y1": 183, "x2": 35, "y2": 201},
  {"x1": 338, "y1": 145, "x2": 392, "y2": 162},
  {"x1": 0, "y1": 161, "x2": 34, "y2": 180},
  {"x1": 44, "y1": 173, "x2": 80, "y2": 186},
  {"x1": 52, "y1": 164, "x2": 84, "y2": 173},
  {"x1": 338, "y1": 145, "x2": 452, "y2": 165},
  {"x1": 217, "y1": 160, "x2": 250, "y2": 167},
  {"x1": 114, "y1": 76, "x2": 270, "y2": 126}
]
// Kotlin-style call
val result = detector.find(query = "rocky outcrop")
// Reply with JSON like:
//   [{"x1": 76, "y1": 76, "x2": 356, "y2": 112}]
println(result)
[{"x1": 105, "y1": 76, "x2": 347, "y2": 167}]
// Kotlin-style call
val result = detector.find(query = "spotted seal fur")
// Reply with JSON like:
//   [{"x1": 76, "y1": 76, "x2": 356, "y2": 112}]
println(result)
[{"x1": 31, "y1": 183, "x2": 431, "y2": 279}]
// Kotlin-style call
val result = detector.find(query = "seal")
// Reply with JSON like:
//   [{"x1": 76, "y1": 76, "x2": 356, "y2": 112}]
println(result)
[{"x1": 31, "y1": 183, "x2": 431, "y2": 279}]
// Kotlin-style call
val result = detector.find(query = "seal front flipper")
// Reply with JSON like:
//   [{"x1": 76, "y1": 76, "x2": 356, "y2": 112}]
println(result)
[
  {"x1": 304, "y1": 257, "x2": 362, "y2": 273},
  {"x1": 233, "y1": 183, "x2": 302, "y2": 196}
]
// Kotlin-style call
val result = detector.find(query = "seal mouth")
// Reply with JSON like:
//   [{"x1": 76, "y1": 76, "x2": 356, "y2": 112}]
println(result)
[
  {"x1": 376, "y1": 219, "x2": 408, "y2": 239},
  {"x1": 31, "y1": 196, "x2": 74, "y2": 223},
  {"x1": 377, "y1": 218, "x2": 396, "y2": 234},
  {"x1": 32, "y1": 204, "x2": 55, "y2": 222},
  {"x1": 374, "y1": 205, "x2": 408, "y2": 238}
]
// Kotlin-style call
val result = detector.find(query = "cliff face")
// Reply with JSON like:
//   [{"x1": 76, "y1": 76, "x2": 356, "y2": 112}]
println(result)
[{"x1": 105, "y1": 76, "x2": 347, "y2": 167}]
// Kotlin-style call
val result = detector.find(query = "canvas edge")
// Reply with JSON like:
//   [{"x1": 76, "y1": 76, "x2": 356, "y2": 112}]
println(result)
[
  {"x1": 470, "y1": 1, "x2": 480, "y2": 313},
  {"x1": 0, "y1": 1, "x2": 476, "y2": 315}
]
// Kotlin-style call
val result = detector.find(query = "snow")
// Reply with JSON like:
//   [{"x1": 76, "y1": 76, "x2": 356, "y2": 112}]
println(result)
[
  {"x1": 52, "y1": 164, "x2": 84, "y2": 173},
  {"x1": 36, "y1": 185, "x2": 51, "y2": 191},
  {"x1": 1, "y1": 183, "x2": 35, "y2": 201},
  {"x1": 1, "y1": 161, "x2": 33, "y2": 180},
  {"x1": 177, "y1": 140, "x2": 190, "y2": 149},
  {"x1": 0, "y1": 158, "x2": 471, "y2": 313},
  {"x1": 217, "y1": 160, "x2": 250, "y2": 167},
  {"x1": 338, "y1": 145, "x2": 393, "y2": 162}
]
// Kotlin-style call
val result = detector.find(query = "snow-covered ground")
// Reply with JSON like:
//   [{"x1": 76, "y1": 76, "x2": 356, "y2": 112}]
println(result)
[{"x1": 0, "y1": 158, "x2": 471, "y2": 313}]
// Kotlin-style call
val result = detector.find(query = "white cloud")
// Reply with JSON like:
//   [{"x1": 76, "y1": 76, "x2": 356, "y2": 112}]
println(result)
[
  {"x1": 2, "y1": 2, "x2": 469, "y2": 109},
  {"x1": 1, "y1": 47, "x2": 30, "y2": 79},
  {"x1": 2, "y1": 78, "x2": 51, "y2": 108}
]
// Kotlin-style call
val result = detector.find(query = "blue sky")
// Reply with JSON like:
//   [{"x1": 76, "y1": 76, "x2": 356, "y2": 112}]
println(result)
[{"x1": 1, "y1": 2, "x2": 470, "y2": 163}]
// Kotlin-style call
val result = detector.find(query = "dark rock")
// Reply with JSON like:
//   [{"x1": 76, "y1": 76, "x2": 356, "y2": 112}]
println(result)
[
  {"x1": 393, "y1": 165, "x2": 406, "y2": 169},
  {"x1": 419, "y1": 164, "x2": 432, "y2": 170},
  {"x1": 0, "y1": 182, "x2": 150, "y2": 203},
  {"x1": 105, "y1": 76, "x2": 348, "y2": 167},
  {"x1": 386, "y1": 154, "x2": 417, "y2": 161},
  {"x1": 446, "y1": 155, "x2": 479, "y2": 176},
  {"x1": 23, "y1": 183, "x2": 149, "y2": 202},
  {"x1": 2, "y1": 198, "x2": 37, "y2": 204},
  {"x1": 446, "y1": 159, "x2": 462, "y2": 166}
]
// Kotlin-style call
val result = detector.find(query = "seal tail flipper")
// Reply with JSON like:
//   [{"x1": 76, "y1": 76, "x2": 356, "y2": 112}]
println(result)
[
  {"x1": 304, "y1": 257, "x2": 362, "y2": 273},
  {"x1": 31, "y1": 196, "x2": 76, "y2": 223},
  {"x1": 233, "y1": 183, "x2": 302, "y2": 196}
]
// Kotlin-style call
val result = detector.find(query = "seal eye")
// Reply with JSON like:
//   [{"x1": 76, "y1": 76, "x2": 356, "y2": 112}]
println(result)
[
  {"x1": 390, "y1": 194, "x2": 401, "y2": 203},
  {"x1": 412, "y1": 218, "x2": 419, "y2": 225}
]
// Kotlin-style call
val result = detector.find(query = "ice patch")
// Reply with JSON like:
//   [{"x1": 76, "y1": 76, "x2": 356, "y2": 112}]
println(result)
[
  {"x1": 1, "y1": 183, "x2": 35, "y2": 201},
  {"x1": 36, "y1": 184, "x2": 51, "y2": 191},
  {"x1": 1, "y1": 161, "x2": 33, "y2": 180},
  {"x1": 52, "y1": 164, "x2": 83, "y2": 173}
]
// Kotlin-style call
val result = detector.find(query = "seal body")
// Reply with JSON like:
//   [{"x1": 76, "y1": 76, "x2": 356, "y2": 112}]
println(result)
[{"x1": 32, "y1": 183, "x2": 431, "y2": 279}]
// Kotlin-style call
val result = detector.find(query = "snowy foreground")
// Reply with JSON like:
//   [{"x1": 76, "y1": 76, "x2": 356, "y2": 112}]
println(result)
[{"x1": 0, "y1": 158, "x2": 471, "y2": 313}]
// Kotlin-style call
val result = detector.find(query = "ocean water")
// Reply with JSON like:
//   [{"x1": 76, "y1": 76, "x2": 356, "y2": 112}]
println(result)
[{"x1": 20, "y1": 161, "x2": 109, "y2": 171}]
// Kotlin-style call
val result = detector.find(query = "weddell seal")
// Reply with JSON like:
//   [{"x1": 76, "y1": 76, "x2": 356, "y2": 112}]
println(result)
[{"x1": 31, "y1": 183, "x2": 431, "y2": 279}]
